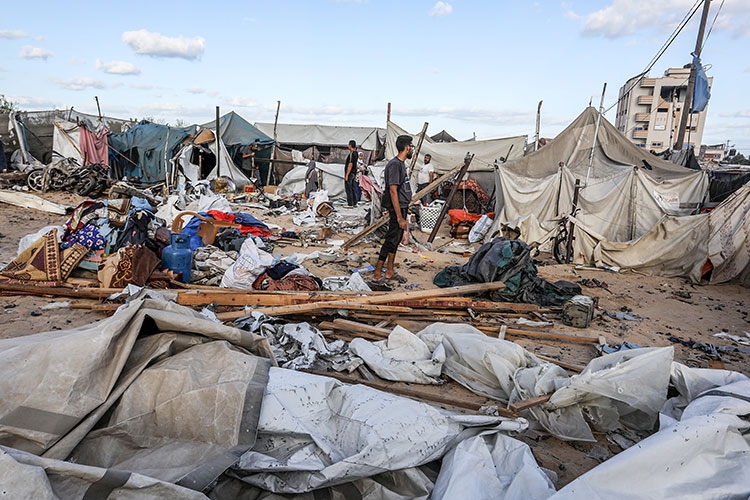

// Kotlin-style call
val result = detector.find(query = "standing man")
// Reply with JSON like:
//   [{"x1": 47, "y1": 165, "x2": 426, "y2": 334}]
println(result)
[
  {"x1": 373, "y1": 135, "x2": 413, "y2": 283},
  {"x1": 416, "y1": 153, "x2": 435, "y2": 204},
  {"x1": 344, "y1": 140, "x2": 358, "y2": 207}
]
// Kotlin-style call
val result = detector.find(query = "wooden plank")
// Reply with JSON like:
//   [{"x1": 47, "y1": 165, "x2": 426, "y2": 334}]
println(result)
[
  {"x1": 427, "y1": 154, "x2": 474, "y2": 243},
  {"x1": 509, "y1": 393, "x2": 553, "y2": 413},
  {"x1": 320, "y1": 327, "x2": 384, "y2": 342},
  {"x1": 0, "y1": 283, "x2": 116, "y2": 299},
  {"x1": 535, "y1": 355, "x2": 585, "y2": 372},
  {"x1": 306, "y1": 369, "x2": 516, "y2": 417},
  {"x1": 502, "y1": 328, "x2": 599, "y2": 344},
  {"x1": 333, "y1": 319, "x2": 392, "y2": 336},
  {"x1": 344, "y1": 161, "x2": 466, "y2": 248},
  {"x1": 217, "y1": 282, "x2": 506, "y2": 320}
]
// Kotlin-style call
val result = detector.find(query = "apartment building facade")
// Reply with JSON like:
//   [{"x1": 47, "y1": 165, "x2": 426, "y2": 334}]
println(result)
[{"x1": 615, "y1": 67, "x2": 712, "y2": 153}]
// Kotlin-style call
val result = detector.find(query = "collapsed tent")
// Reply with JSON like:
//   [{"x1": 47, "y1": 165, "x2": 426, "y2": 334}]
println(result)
[
  {"x1": 202, "y1": 112, "x2": 275, "y2": 183},
  {"x1": 51, "y1": 118, "x2": 109, "y2": 167},
  {"x1": 0, "y1": 296, "x2": 559, "y2": 499},
  {"x1": 385, "y1": 120, "x2": 527, "y2": 196},
  {"x1": 175, "y1": 128, "x2": 253, "y2": 187},
  {"x1": 487, "y1": 107, "x2": 710, "y2": 256},
  {"x1": 109, "y1": 122, "x2": 197, "y2": 183}
]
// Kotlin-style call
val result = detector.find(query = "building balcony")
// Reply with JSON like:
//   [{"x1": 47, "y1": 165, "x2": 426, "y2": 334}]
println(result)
[
  {"x1": 635, "y1": 113, "x2": 650, "y2": 122},
  {"x1": 637, "y1": 95, "x2": 653, "y2": 105},
  {"x1": 641, "y1": 78, "x2": 656, "y2": 87},
  {"x1": 632, "y1": 129, "x2": 648, "y2": 139}
]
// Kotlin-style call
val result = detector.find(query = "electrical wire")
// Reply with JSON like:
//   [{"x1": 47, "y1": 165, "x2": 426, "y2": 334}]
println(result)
[
  {"x1": 604, "y1": 0, "x2": 704, "y2": 114},
  {"x1": 702, "y1": 0, "x2": 726, "y2": 50}
]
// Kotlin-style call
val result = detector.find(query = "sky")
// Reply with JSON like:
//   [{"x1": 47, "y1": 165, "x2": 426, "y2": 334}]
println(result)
[{"x1": 2, "y1": 0, "x2": 749, "y2": 151}]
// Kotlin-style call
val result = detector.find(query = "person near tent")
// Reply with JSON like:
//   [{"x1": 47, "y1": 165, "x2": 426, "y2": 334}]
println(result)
[
  {"x1": 373, "y1": 134, "x2": 413, "y2": 283},
  {"x1": 416, "y1": 153, "x2": 435, "y2": 204},
  {"x1": 304, "y1": 160, "x2": 319, "y2": 198},
  {"x1": 344, "y1": 140, "x2": 358, "y2": 207}
]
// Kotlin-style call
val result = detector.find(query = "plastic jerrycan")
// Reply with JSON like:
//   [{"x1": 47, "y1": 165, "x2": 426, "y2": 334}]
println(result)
[{"x1": 163, "y1": 233, "x2": 192, "y2": 282}]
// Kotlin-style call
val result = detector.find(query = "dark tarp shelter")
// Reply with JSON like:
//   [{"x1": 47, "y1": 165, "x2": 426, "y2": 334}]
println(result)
[{"x1": 108, "y1": 122, "x2": 196, "y2": 183}]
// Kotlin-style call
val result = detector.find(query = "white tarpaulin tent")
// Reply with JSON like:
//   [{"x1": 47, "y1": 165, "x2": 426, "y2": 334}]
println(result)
[
  {"x1": 487, "y1": 107, "x2": 710, "y2": 258},
  {"x1": 385, "y1": 120, "x2": 527, "y2": 175},
  {"x1": 51, "y1": 119, "x2": 83, "y2": 164},
  {"x1": 278, "y1": 162, "x2": 346, "y2": 201},
  {"x1": 175, "y1": 129, "x2": 253, "y2": 187},
  {"x1": 254, "y1": 122, "x2": 385, "y2": 151}
]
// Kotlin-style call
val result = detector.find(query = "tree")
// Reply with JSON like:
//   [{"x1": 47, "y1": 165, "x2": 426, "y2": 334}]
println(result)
[
  {"x1": 0, "y1": 94, "x2": 17, "y2": 113},
  {"x1": 726, "y1": 153, "x2": 750, "y2": 165}
]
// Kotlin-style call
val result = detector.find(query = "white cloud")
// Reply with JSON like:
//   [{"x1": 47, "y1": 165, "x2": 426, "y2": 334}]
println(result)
[
  {"x1": 430, "y1": 1, "x2": 453, "y2": 17},
  {"x1": 7, "y1": 95, "x2": 63, "y2": 109},
  {"x1": 0, "y1": 30, "x2": 27, "y2": 39},
  {"x1": 187, "y1": 87, "x2": 205, "y2": 94},
  {"x1": 69, "y1": 56, "x2": 87, "y2": 65},
  {"x1": 19, "y1": 45, "x2": 53, "y2": 60},
  {"x1": 578, "y1": 0, "x2": 750, "y2": 39},
  {"x1": 225, "y1": 96, "x2": 258, "y2": 107},
  {"x1": 122, "y1": 29, "x2": 205, "y2": 60},
  {"x1": 96, "y1": 59, "x2": 141, "y2": 75},
  {"x1": 719, "y1": 110, "x2": 750, "y2": 119},
  {"x1": 54, "y1": 77, "x2": 108, "y2": 91},
  {"x1": 129, "y1": 83, "x2": 155, "y2": 90},
  {"x1": 33, "y1": 36, "x2": 44, "y2": 41}
]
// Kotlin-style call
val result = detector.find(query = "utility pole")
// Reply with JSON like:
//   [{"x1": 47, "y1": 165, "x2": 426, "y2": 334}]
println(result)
[
  {"x1": 674, "y1": 0, "x2": 711, "y2": 151},
  {"x1": 215, "y1": 106, "x2": 221, "y2": 178}
]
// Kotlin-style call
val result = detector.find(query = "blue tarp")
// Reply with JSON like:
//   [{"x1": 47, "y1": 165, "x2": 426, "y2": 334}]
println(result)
[
  {"x1": 108, "y1": 122, "x2": 196, "y2": 183},
  {"x1": 691, "y1": 53, "x2": 710, "y2": 113}
]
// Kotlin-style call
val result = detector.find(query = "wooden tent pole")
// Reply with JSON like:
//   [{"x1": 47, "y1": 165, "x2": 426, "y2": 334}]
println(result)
[
  {"x1": 408, "y1": 122, "x2": 429, "y2": 179},
  {"x1": 427, "y1": 154, "x2": 474, "y2": 243},
  {"x1": 268, "y1": 100, "x2": 281, "y2": 185}
]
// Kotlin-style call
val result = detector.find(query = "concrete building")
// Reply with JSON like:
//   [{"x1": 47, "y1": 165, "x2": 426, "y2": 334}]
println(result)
[
  {"x1": 700, "y1": 143, "x2": 727, "y2": 163},
  {"x1": 615, "y1": 67, "x2": 712, "y2": 153}
]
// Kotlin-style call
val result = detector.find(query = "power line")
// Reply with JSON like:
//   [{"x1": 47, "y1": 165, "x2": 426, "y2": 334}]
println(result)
[
  {"x1": 702, "y1": 0, "x2": 726, "y2": 49},
  {"x1": 604, "y1": 0, "x2": 704, "y2": 115}
]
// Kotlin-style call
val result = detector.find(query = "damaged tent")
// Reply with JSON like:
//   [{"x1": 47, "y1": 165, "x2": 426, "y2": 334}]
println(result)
[
  {"x1": 174, "y1": 128, "x2": 253, "y2": 187},
  {"x1": 486, "y1": 107, "x2": 710, "y2": 264},
  {"x1": 385, "y1": 120, "x2": 527, "y2": 199},
  {"x1": 108, "y1": 121, "x2": 197, "y2": 184},
  {"x1": 254, "y1": 122, "x2": 386, "y2": 165},
  {"x1": 201, "y1": 112, "x2": 275, "y2": 183},
  {"x1": 51, "y1": 118, "x2": 109, "y2": 167},
  {"x1": 278, "y1": 161, "x2": 347, "y2": 201}
]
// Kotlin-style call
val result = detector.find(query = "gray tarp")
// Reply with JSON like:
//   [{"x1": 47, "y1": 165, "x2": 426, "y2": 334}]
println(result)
[
  {"x1": 176, "y1": 132, "x2": 254, "y2": 187},
  {"x1": 255, "y1": 122, "x2": 385, "y2": 151}
]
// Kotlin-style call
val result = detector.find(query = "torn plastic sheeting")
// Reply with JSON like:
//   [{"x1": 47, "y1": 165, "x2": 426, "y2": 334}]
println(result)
[
  {"x1": 0, "y1": 445, "x2": 208, "y2": 500},
  {"x1": 431, "y1": 430, "x2": 556, "y2": 500},
  {"x1": 322, "y1": 272, "x2": 372, "y2": 292},
  {"x1": 293, "y1": 208, "x2": 318, "y2": 227},
  {"x1": 350, "y1": 325, "x2": 446, "y2": 384},
  {"x1": 17, "y1": 225, "x2": 64, "y2": 256},
  {"x1": 229, "y1": 367, "x2": 527, "y2": 494},
  {"x1": 0, "y1": 297, "x2": 274, "y2": 462},
  {"x1": 550, "y1": 377, "x2": 750, "y2": 500},
  {"x1": 0, "y1": 190, "x2": 71, "y2": 215},
  {"x1": 547, "y1": 347, "x2": 674, "y2": 437}
]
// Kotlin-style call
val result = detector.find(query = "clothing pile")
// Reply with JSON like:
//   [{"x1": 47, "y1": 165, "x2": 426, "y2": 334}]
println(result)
[
  {"x1": 434, "y1": 237, "x2": 580, "y2": 306},
  {"x1": 179, "y1": 210, "x2": 271, "y2": 251}
]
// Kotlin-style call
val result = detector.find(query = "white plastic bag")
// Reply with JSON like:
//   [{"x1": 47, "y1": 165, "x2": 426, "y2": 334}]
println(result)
[
  {"x1": 221, "y1": 238, "x2": 274, "y2": 289},
  {"x1": 18, "y1": 225, "x2": 64, "y2": 256},
  {"x1": 468, "y1": 214, "x2": 493, "y2": 243}
]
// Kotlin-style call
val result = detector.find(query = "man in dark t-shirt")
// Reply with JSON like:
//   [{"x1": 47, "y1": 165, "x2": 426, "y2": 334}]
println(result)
[
  {"x1": 344, "y1": 140, "x2": 358, "y2": 207},
  {"x1": 373, "y1": 134, "x2": 413, "y2": 282}
]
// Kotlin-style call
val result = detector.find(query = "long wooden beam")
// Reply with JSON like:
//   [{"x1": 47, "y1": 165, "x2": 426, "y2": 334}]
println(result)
[{"x1": 216, "y1": 282, "x2": 506, "y2": 320}]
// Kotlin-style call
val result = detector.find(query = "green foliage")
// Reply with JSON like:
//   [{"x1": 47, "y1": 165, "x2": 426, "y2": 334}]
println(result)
[{"x1": 0, "y1": 94, "x2": 17, "y2": 113}]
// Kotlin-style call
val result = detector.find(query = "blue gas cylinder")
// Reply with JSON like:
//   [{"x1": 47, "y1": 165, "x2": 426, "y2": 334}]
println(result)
[{"x1": 162, "y1": 233, "x2": 192, "y2": 282}]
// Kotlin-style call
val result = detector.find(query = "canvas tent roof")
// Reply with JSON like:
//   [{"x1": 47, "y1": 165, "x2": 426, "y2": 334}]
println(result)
[
  {"x1": 254, "y1": 122, "x2": 385, "y2": 151},
  {"x1": 431, "y1": 130, "x2": 457, "y2": 143},
  {"x1": 501, "y1": 107, "x2": 695, "y2": 181},
  {"x1": 176, "y1": 129, "x2": 253, "y2": 187},
  {"x1": 385, "y1": 120, "x2": 527, "y2": 174},
  {"x1": 201, "y1": 111, "x2": 274, "y2": 148}
]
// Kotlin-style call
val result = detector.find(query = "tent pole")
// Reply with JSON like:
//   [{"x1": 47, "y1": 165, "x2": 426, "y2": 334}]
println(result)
[
  {"x1": 408, "y1": 122, "x2": 428, "y2": 179},
  {"x1": 164, "y1": 125, "x2": 170, "y2": 194},
  {"x1": 268, "y1": 100, "x2": 281, "y2": 186},
  {"x1": 534, "y1": 100, "x2": 542, "y2": 152},
  {"x1": 215, "y1": 106, "x2": 221, "y2": 178},
  {"x1": 427, "y1": 154, "x2": 474, "y2": 243},
  {"x1": 565, "y1": 178, "x2": 581, "y2": 263},
  {"x1": 386, "y1": 102, "x2": 391, "y2": 124},
  {"x1": 584, "y1": 83, "x2": 607, "y2": 188}
]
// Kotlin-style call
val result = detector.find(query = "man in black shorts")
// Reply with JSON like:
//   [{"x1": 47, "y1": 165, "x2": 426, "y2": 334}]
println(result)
[
  {"x1": 373, "y1": 134, "x2": 413, "y2": 282},
  {"x1": 344, "y1": 140, "x2": 358, "y2": 207}
]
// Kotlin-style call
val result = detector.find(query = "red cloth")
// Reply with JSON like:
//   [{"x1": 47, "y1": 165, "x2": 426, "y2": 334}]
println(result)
[
  {"x1": 205, "y1": 210, "x2": 272, "y2": 238},
  {"x1": 79, "y1": 125, "x2": 109, "y2": 167},
  {"x1": 448, "y1": 209, "x2": 494, "y2": 225}
]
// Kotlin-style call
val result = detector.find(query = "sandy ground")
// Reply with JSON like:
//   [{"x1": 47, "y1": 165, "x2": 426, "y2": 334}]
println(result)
[{"x1": 0, "y1": 191, "x2": 748, "y2": 487}]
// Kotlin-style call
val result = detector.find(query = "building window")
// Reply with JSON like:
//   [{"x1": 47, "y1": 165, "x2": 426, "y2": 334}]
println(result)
[
  {"x1": 651, "y1": 142, "x2": 663, "y2": 147},
  {"x1": 636, "y1": 143, "x2": 646, "y2": 148},
  {"x1": 657, "y1": 107, "x2": 669, "y2": 112}
]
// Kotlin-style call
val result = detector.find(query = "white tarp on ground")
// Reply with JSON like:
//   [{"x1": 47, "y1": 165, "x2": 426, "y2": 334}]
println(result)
[
  {"x1": 570, "y1": 182, "x2": 750, "y2": 285},
  {"x1": 278, "y1": 162, "x2": 346, "y2": 201},
  {"x1": 386, "y1": 120, "x2": 527, "y2": 175},
  {"x1": 0, "y1": 190, "x2": 71, "y2": 215},
  {"x1": 550, "y1": 364, "x2": 750, "y2": 500},
  {"x1": 176, "y1": 132, "x2": 253, "y2": 187},
  {"x1": 255, "y1": 122, "x2": 385, "y2": 151}
]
